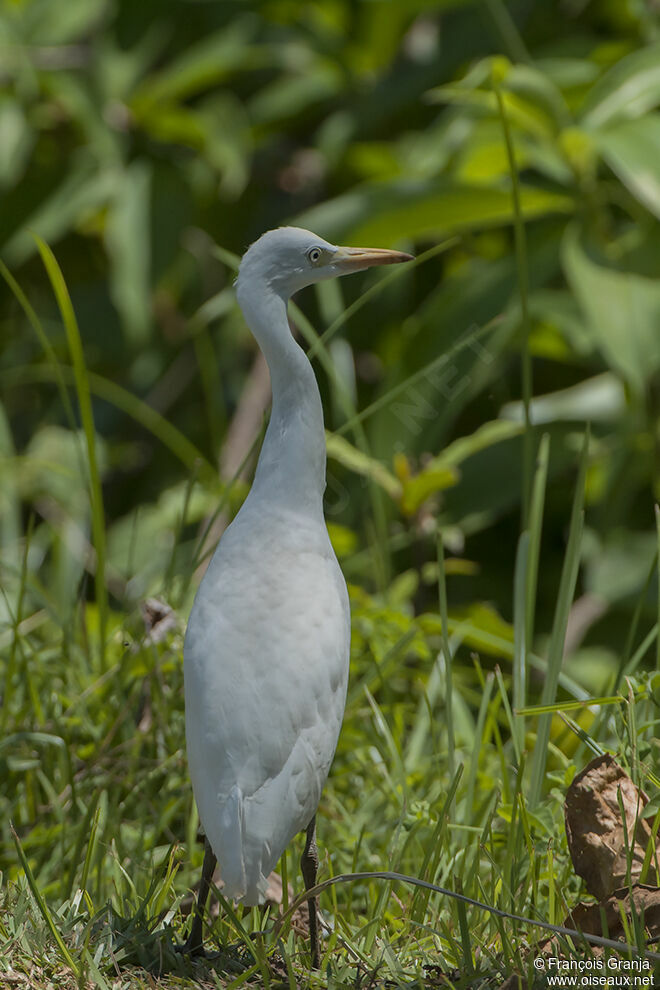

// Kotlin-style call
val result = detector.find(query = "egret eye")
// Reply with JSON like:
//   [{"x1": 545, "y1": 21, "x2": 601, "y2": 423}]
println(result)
[{"x1": 307, "y1": 247, "x2": 323, "y2": 265}]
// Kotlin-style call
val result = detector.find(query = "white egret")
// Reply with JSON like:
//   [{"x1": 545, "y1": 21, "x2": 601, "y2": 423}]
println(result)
[{"x1": 182, "y1": 226, "x2": 413, "y2": 965}]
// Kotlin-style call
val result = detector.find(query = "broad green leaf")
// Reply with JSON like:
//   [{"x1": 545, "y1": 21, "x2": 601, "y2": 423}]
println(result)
[
  {"x1": 346, "y1": 142, "x2": 402, "y2": 180},
  {"x1": 20, "y1": 425, "x2": 107, "y2": 509},
  {"x1": 40, "y1": 72, "x2": 120, "y2": 164},
  {"x1": 429, "y1": 60, "x2": 568, "y2": 134},
  {"x1": 5, "y1": 362, "x2": 214, "y2": 477},
  {"x1": 248, "y1": 65, "x2": 343, "y2": 126},
  {"x1": 420, "y1": 603, "x2": 514, "y2": 660},
  {"x1": 596, "y1": 114, "x2": 660, "y2": 220},
  {"x1": 107, "y1": 482, "x2": 219, "y2": 584},
  {"x1": 500, "y1": 373, "x2": 626, "y2": 424},
  {"x1": 399, "y1": 421, "x2": 521, "y2": 516},
  {"x1": 581, "y1": 42, "x2": 660, "y2": 129},
  {"x1": 296, "y1": 179, "x2": 574, "y2": 243},
  {"x1": 202, "y1": 95, "x2": 252, "y2": 196},
  {"x1": 20, "y1": 0, "x2": 106, "y2": 46},
  {"x1": 583, "y1": 530, "x2": 656, "y2": 604},
  {"x1": 135, "y1": 97, "x2": 250, "y2": 195},
  {"x1": 326, "y1": 431, "x2": 401, "y2": 499},
  {"x1": 527, "y1": 287, "x2": 595, "y2": 358},
  {"x1": 400, "y1": 465, "x2": 459, "y2": 516},
  {"x1": 0, "y1": 99, "x2": 33, "y2": 188},
  {"x1": 504, "y1": 63, "x2": 570, "y2": 129},
  {"x1": 454, "y1": 122, "x2": 530, "y2": 184},
  {"x1": 440, "y1": 419, "x2": 523, "y2": 468},
  {"x1": 387, "y1": 569, "x2": 420, "y2": 607},
  {"x1": 105, "y1": 161, "x2": 152, "y2": 345},
  {"x1": 535, "y1": 57, "x2": 600, "y2": 92},
  {"x1": 3, "y1": 157, "x2": 117, "y2": 265},
  {"x1": 562, "y1": 228, "x2": 660, "y2": 394},
  {"x1": 131, "y1": 21, "x2": 258, "y2": 110},
  {"x1": 427, "y1": 85, "x2": 554, "y2": 139}
]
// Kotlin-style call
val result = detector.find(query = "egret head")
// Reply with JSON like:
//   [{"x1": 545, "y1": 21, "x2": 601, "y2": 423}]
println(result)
[{"x1": 236, "y1": 226, "x2": 413, "y2": 301}]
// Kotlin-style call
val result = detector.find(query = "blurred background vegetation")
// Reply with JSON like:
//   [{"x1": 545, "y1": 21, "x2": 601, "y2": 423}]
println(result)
[{"x1": 2, "y1": 0, "x2": 660, "y2": 983}]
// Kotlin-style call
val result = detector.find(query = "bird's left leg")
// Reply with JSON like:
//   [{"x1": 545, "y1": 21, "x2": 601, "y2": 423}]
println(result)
[
  {"x1": 301, "y1": 815, "x2": 320, "y2": 968},
  {"x1": 181, "y1": 837, "x2": 217, "y2": 956}
]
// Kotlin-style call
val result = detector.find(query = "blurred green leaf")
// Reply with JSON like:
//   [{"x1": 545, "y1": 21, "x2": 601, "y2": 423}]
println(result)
[
  {"x1": 40, "y1": 71, "x2": 121, "y2": 163},
  {"x1": 428, "y1": 82, "x2": 557, "y2": 140},
  {"x1": 3, "y1": 155, "x2": 117, "y2": 264},
  {"x1": 0, "y1": 100, "x2": 33, "y2": 189},
  {"x1": 596, "y1": 114, "x2": 660, "y2": 220},
  {"x1": 420, "y1": 602, "x2": 514, "y2": 659},
  {"x1": 135, "y1": 96, "x2": 250, "y2": 195},
  {"x1": 581, "y1": 41, "x2": 660, "y2": 129},
  {"x1": 20, "y1": 425, "x2": 107, "y2": 509},
  {"x1": 583, "y1": 529, "x2": 656, "y2": 605},
  {"x1": 326, "y1": 431, "x2": 401, "y2": 498},
  {"x1": 453, "y1": 121, "x2": 530, "y2": 184},
  {"x1": 131, "y1": 20, "x2": 259, "y2": 110},
  {"x1": 500, "y1": 373, "x2": 626, "y2": 425},
  {"x1": 15, "y1": 0, "x2": 107, "y2": 46},
  {"x1": 105, "y1": 160, "x2": 152, "y2": 344},
  {"x1": 202, "y1": 95, "x2": 252, "y2": 196},
  {"x1": 107, "y1": 481, "x2": 217, "y2": 589},
  {"x1": 0, "y1": 401, "x2": 21, "y2": 566},
  {"x1": 563, "y1": 228, "x2": 660, "y2": 394},
  {"x1": 535, "y1": 56, "x2": 600, "y2": 92},
  {"x1": 297, "y1": 179, "x2": 574, "y2": 243},
  {"x1": 504, "y1": 63, "x2": 570, "y2": 128},
  {"x1": 399, "y1": 421, "x2": 522, "y2": 516},
  {"x1": 249, "y1": 64, "x2": 343, "y2": 126},
  {"x1": 440, "y1": 419, "x2": 523, "y2": 468},
  {"x1": 400, "y1": 464, "x2": 458, "y2": 516}
]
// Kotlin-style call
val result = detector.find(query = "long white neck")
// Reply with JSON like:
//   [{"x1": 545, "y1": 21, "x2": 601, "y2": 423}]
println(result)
[{"x1": 236, "y1": 281, "x2": 326, "y2": 519}]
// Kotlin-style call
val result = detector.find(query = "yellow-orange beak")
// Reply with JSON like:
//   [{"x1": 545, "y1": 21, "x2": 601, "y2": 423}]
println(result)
[{"x1": 333, "y1": 245, "x2": 414, "y2": 271}]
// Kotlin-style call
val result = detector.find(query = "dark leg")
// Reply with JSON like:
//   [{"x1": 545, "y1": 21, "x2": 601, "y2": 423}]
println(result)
[
  {"x1": 182, "y1": 837, "x2": 217, "y2": 956},
  {"x1": 301, "y1": 815, "x2": 320, "y2": 968}
]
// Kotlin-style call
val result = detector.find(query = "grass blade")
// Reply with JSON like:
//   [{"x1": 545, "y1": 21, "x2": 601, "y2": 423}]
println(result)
[
  {"x1": 35, "y1": 237, "x2": 109, "y2": 667},
  {"x1": 526, "y1": 433, "x2": 550, "y2": 655},
  {"x1": 11, "y1": 824, "x2": 80, "y2": 976},
  {"x1": 528, "y1": 429, "x2": 589, "y2": 807},
  {"x1": 4, "y1": 363, "x2": 214, "y2": 477},
  {"x1": 656, "y1": 503, "x2": 660, "y2": 671},
  {"x1": 512, "y1": 530, "x2": 529, "y2": 757},
  {"x1": 0, "y1": 258, "x2": 79, "y2": 434},
  {"x1": 337, "y1": 315, "x2": 503, "y2": 436},
  {"x1": 493, "y1": 64, "x2": 533, "y2": 525},
  {"x1": 437, "y1": 530, "x2": 456, "y2": 802}
]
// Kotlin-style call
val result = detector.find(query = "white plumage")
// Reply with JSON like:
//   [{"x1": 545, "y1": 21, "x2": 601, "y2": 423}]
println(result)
[
  {"x1": 185, "y1": 508, "x2": 349, "y2": 902},
  {"x1": 182, "y1": 226, "x2": 412, "y2": 960}
]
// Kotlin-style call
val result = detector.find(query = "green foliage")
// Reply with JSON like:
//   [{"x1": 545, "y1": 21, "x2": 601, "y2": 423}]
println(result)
[{"x1": 2, "y1": 0, "x2": 660, "y2": 985}]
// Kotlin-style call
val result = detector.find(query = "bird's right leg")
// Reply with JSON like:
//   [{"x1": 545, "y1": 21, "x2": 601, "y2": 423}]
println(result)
[
  {"x1": 301, "y1": 815, "x2": 320, "y2": 968},
  {"x1": 181, "y1": 837, "x2": 217, "y2": 956}
]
